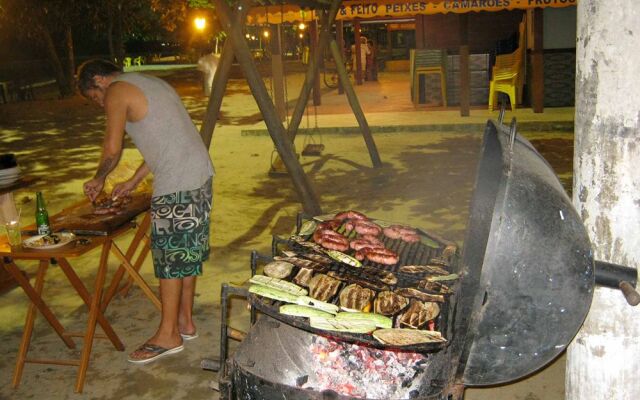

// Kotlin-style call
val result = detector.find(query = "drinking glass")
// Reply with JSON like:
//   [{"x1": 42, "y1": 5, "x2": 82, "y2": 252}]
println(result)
[{"x1": 4, "y1": 220, "x2": 21, "y2": 247}]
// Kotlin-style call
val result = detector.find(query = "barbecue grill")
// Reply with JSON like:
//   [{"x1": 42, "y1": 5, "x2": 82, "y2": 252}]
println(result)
[{"x1": 214, "y1": 119, "x2": 639, "y2": 399}]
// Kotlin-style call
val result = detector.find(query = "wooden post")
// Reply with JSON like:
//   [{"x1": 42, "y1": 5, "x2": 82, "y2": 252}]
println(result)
[
  {"x1": 459, "y1": 14, "x2": 470, "y2": 117},
  {"x1": 270, "y1": 23, "x2": 287, "y2": 119},
  {"x1": 329, "y1": 40, "x2": 382, "y2": 168},
  {"x1": 310, "y1": 19, "x2": 321, "y2": 106},
  {"x1": 567, "y1": 0, "x2": 640, "y2": 398},
  {"x1": 354, "y1": 19, "x2": 363, "y2": 85},
  {"x1": 214, "y1": 0, "x2": 322, "y2": 215},
  {"x1": 336, "y1": 20, "x2": 345, "y2": 94},
  {"x1": 287, "y1": 0, "x2": 341, "y2": 140},
  {"x1": 531, "y1": 8, "x2": 544, "y2": 113},
  {"x1": 415, "y1": 15, "x2": 425, "y2": 50},
  {"x1": 199, "y1": 4, "x2": 249, "y2": 149}
]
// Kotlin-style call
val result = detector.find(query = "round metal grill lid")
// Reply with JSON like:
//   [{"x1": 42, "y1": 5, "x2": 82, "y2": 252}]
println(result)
[{"x1": 454, "y1": 120, "x2": 594, "y2": 386}]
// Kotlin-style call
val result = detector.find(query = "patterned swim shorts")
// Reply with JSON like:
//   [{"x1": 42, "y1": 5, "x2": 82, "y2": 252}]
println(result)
[{"x1": 150, "y1": 177, "x2": 212, "y2": 279}]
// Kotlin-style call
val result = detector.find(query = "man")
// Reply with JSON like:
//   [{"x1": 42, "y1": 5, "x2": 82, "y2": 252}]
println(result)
[
  {"x1": 197, "y1": 52, "x2": 220, "y2": 96},
  {"x1": 77, "y1": 59, "x2": 214, "y2": 364},
  {"x1": 351, "y1": 36, "x2": 370, "y2": 81}
]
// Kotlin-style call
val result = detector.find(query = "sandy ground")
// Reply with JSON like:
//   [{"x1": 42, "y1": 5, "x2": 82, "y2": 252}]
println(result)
[{"x1": 0, "y1": 68, "x2": 574, "y2": 400}]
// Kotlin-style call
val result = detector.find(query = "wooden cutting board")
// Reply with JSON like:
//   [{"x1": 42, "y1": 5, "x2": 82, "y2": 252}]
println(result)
[{"x1": 49, "y1": 193, "x2": 151, "y2": 235}]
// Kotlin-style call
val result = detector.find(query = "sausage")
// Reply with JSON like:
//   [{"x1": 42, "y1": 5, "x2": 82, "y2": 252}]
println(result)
[
  {"x1": 360, "y1": 234, "x2": 383, "y2": 245},
  {"x1": 334, "y1": 210, "x2": 368, "y2": 221},
  {"x1": 383, "y1": 226, "x2": 403, "y2": 240},
  {"x1": 401, "y1": 233, "x2": 421, "y2": 243},
  {"x1": 353, "y1": 220, "x2": 382, "y2": 236},
  {"x1": 318, "y1": 219, "x2": 342, "y2": 231},
  {"x1": 320, "y1": 236, "x2": 350, "y2": 252},
  {"x1": 364, "y1": 248, "x2": 399, "y2": 265}
]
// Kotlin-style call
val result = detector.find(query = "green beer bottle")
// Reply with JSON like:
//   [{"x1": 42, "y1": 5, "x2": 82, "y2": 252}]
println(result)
[{"x1": 35, "y1": 192, "x2": 51, "y2": 236}]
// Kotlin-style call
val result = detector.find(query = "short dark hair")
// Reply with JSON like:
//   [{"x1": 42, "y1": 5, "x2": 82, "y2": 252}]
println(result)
[{"x1": 77, "y1": 59, "x2": 122, "y2": 94}]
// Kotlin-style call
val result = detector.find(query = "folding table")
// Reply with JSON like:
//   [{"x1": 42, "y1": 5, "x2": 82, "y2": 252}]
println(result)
[{"x1": 1, "y1": 197, "x2": 159, "y2": 393}]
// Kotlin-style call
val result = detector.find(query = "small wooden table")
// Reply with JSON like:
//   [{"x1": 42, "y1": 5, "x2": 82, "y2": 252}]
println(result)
[{"x1": 1, "y1": 206, "x2": 159, "y2": 393}]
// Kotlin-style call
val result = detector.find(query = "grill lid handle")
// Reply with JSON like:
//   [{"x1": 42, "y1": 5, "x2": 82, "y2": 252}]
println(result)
[{"x1": 594, "y1": 260, "x2": 640, "y2": 306}]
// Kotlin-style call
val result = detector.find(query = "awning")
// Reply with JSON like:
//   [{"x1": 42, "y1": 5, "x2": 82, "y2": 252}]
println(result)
[{"x1": 247, "y1": 0, "x2": 577, "y2": 24}]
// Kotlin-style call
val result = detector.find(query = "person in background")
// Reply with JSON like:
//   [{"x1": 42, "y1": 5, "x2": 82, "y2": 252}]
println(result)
[
  {"x1": 77, "y1": 59, "x2": 214, "y2": 365},
  {"x1": 366, "y1": 38, "x2": 378, "y2": 82},
  {"x1": 197, "y1": 53, "x2": 220, "y2": 96},
  {"x1": 351, "y1": 36, "x2": 370, "y2": 82}
]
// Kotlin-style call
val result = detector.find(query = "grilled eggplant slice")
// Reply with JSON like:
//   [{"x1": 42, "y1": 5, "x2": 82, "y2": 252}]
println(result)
[
  {"x1": 362, "y1": 266, "x2": 397, "y2": 286},
  {"x1": 293, "y1": 267, "x2": 314, "y2": 287},
  {"x1": 310, "y1": 316, "x2": 376, "y2": 334},
  {"x1": 308, "y1": 273, "x2": 341, "y2": 302},
  {"x1": 263, "y1": 261, "x2": 294, "y2": 279},
  {"x1": 274, "y1": 256, "x2": 328, "y2": 273},
  {"x1": 394, "y1": 288, "x2": 445, "y2": 303},
  {"x1": 372, "y1": 328, "x2": 446, "y2": 346},
  {"x1": 396, "y1": 299, "x2": 440, "y2": 329},
  {"x1": 417, "y1": 279, "x2": 453, "y2": 295},
  {"x1": 301, "y1": 252, "x2": 333, "y2": 265},
  {"x1": 374, "y1": 291, "x2": 409, "y2": 316},
  {"x1": 399, "y1": 264, "x2": 449, "y2": 275},
  {"x1": 339, "y1": 284, "x2": 375, "y2": 312},
  {"x1": 327, "y1": 271, "x2": 390, "y2": 292}
]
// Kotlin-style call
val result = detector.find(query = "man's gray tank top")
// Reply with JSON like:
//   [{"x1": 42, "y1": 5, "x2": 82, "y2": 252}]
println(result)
[{"x1": 113, "y1": 73, "x2": 214, "y2": 197}]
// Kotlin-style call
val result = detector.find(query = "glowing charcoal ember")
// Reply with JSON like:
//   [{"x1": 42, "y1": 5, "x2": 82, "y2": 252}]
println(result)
[{"x1": 301, "y1": 335, "x2": 429, "y2": 399}]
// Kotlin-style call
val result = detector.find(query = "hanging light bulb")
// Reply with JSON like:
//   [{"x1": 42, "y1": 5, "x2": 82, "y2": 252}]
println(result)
[
  {"x1": 298, "y1": 22, "x2": 306, "y2": 30},
  {"x1": 263, "y1": 30, "x2": 270, "y2": 38}
]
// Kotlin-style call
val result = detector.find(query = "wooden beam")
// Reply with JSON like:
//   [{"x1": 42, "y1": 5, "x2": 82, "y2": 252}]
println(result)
[
  {"x1": 199, "y1": 5, "x2": 248, "y2": 149},
  {"x1": 286, "y1": 0, "x2": 341, "y2": 140},
  {"x1": 415, "y1": 15, "x2": 425, "y2": 49},
  {"x1": 531, "y1": 8, "x2": 544, "y2": 113},
  {"x1": 214, "y1": 0, "x2": 322, "y2": 215},
  {"x1": 459, "y1": 13, "x2": 470, "y2": 117},
  {"x1": 354, "y1": 19, "x2": 363, "y2": 85},
  {"x1": 270, "y1": 23, "x2": 287, "y2": 119},
  {"x1": 336, "y1": 20, "x2": 345, "y2": 94},
  {"x1": 310, "y1": 19, "x2": 321, "y2": 106},
  {"x1": 329, "y1": 39, "x2": 382, "y2": 168}
]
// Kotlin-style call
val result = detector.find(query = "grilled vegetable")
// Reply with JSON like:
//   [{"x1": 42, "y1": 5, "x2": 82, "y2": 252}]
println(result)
[
  {"x1": 325, "y1": 250, "x2": 362, "y2": 268},
  {"x1": 335, "y1": 312, "x2": 392, "y2": 328},
  {"x1": 249, "y1": 284, "x2": 300, "y2": 303},
  {"x1": 249, "y1": 275, "x2": 308, "y2": 296},
  {"x1": 293, "y1": 267, "x2": 314, "y2": 287},
  {"x1": 374, "y1": 291, "x2": 409, "y2": 316},
  {"x1": 310, "y1": 316, "x2": 377, "y2": 334},
  {"x1": 296, "y1": 296, "x2": 340, "y2": 314},
  {"x1": 372, "y1": 328, "x2": 447, "y2": 346},
  {"x1": 394, "y1": 288, "x2": 445, "y2": 303},
  {"x1": 298, "y1": 220, "x2": 318, "y2": 236},
  {"x1": 263, "y1": 261, "x2": 294, "y2": 279},
  {"x1": 280, "y1": 304, "x2": 334, "y2": 319},
  {"x1": 308, "y1": 273, "x2": 341, "y2": 302},
  {"x1": 339, "y1": 284, "x2": 375, "y2": 312},
  {"x1": 426, "y1": 273, "x2": 459, "y2": 282},
  {"x1": 396, "y1": 300, "x2": 440, "y2": 329}
]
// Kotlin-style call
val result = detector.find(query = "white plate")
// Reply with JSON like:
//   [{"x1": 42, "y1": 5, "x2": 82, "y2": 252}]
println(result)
[{"x1": 23, "y1": 232, "x2": 76, "y2": 249}]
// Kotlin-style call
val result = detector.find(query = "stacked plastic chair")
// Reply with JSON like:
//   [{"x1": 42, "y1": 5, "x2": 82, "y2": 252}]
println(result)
[
  {"x1": 411, "y1": 49, "x2": 447, "y2": 106},
  {"x1": 488, "y1": 18, "x2": 526, "y2": 110}
]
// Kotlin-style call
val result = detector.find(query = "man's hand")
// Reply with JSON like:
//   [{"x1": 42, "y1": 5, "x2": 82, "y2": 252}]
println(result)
[
  {"x1": 111, "y1": 179, "x2": 137, "y2": 199},
  {"x1": 84, "y1": 177, "x2": 105, "y2": 201}
]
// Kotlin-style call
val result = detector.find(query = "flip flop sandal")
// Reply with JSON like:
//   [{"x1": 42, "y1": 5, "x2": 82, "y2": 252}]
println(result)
[
  {"x1": 180, "y1": 332, "x2": 199, "y2": 341},
  {"x1": 127, "y1": 343, "x2": 184, "y2": 365}
]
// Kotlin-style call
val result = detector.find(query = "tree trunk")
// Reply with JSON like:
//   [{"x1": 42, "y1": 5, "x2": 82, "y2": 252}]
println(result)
[
  {"x1": 107, "y1": 2, "x2": 116, "y2": 62},
  {"x1": 40, "y1": 27, "x2": 70, "y2": 97},
  {"x1": 64, "y1": 24, "x2": 76, "y2": 95},
  {"x1": 113, "y1": 2, "x2": 126, "y2": 66},
  {"x1": 567, "y1": 1, "x2": 640, "y2": 399}
]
